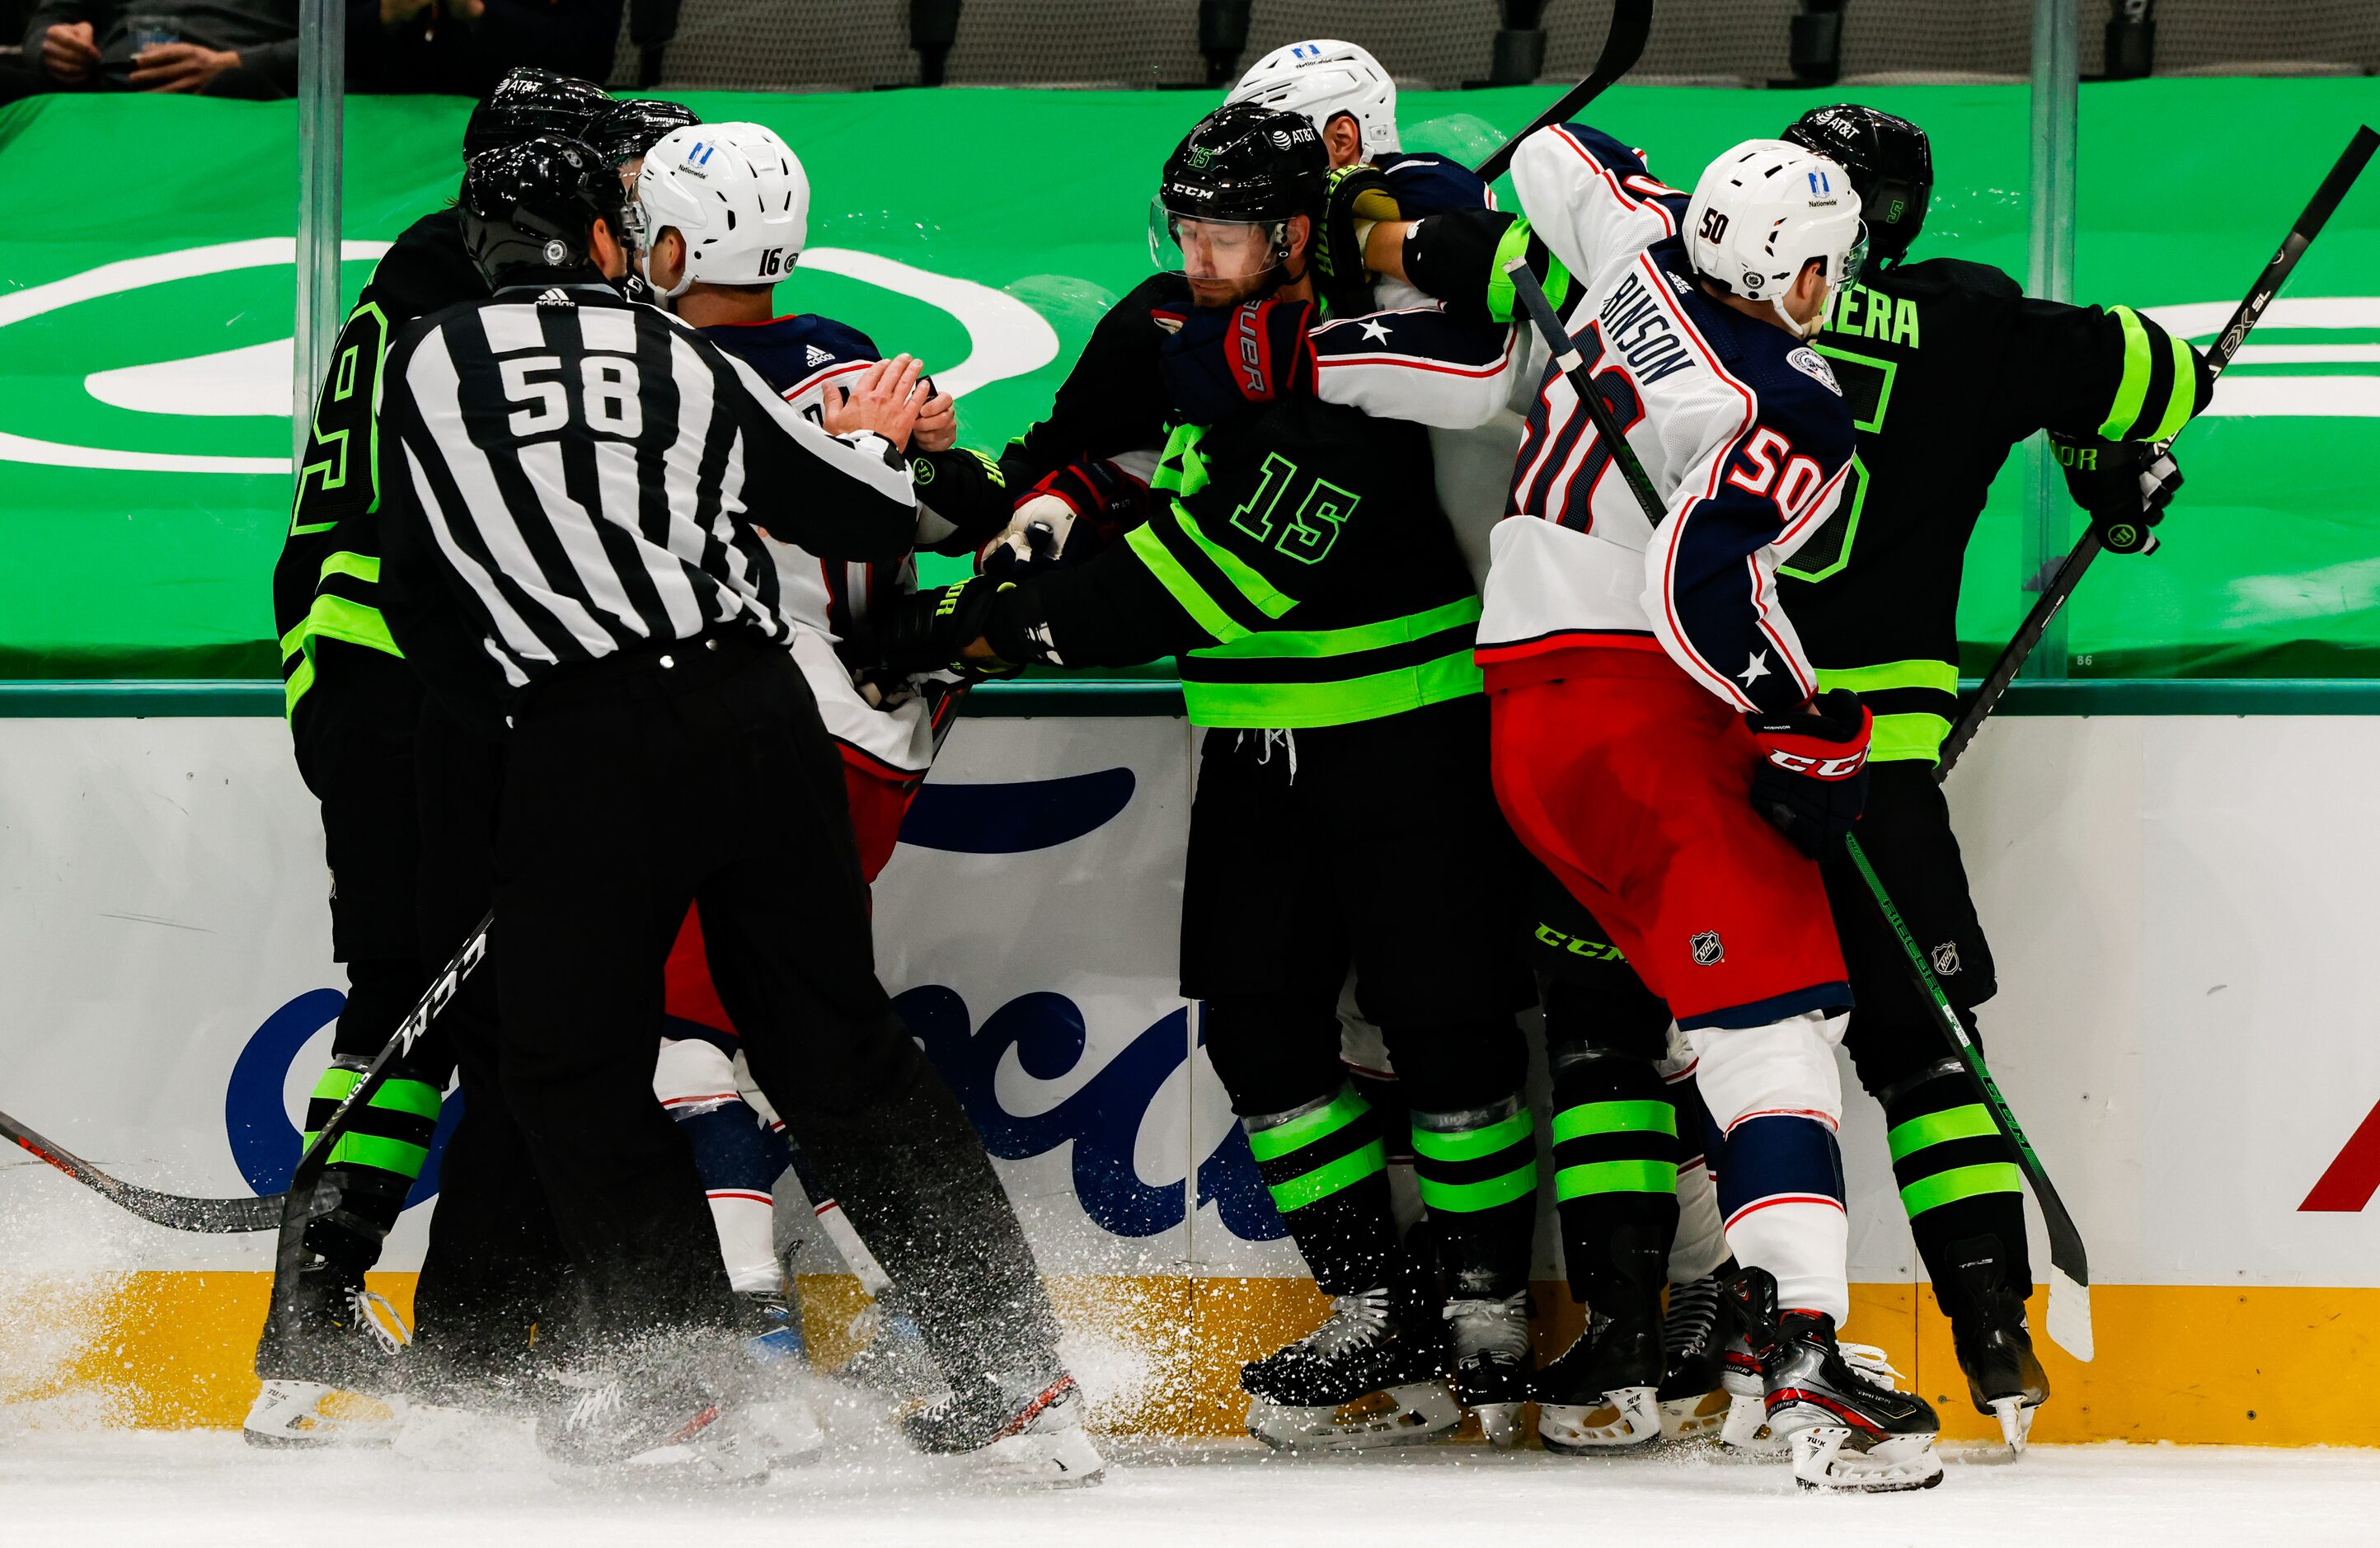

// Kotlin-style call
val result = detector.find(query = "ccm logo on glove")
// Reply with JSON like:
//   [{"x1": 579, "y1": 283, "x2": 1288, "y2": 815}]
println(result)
[{"x1": 1744, "y1": 689, "x2": 1874, "y2": 858}]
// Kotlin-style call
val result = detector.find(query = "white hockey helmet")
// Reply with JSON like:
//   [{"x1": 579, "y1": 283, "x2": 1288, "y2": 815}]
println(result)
[
  {"x1": 1683, "y1": 138, "x2": 1866, "y2": 340},
  {"x1": 1225, "y1": 39, "x2": 1398, "y2": 157},
  {"x1": 630, "y1": 121, "x2": 810, "y2": 299}
]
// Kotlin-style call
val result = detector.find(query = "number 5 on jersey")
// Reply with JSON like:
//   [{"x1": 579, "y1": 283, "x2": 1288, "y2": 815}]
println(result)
[{"x1": 500, "y1": 354, "x2": 644, "y2": 439}]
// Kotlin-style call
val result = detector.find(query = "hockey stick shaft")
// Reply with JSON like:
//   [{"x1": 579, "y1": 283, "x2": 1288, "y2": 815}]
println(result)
[
  {"x1": 2, "y1": 1109, "x2": 281, "y2": 1232},
  {"x1": 1472, "y1": 0, "x2": 1651, "y2": 184},
  {"x1": 1935, "y1": 124, "x2": 2378, "y2": 780},
  {"x1": 1502, "y1": 259, "x2": 2095, "y2": 1350}
]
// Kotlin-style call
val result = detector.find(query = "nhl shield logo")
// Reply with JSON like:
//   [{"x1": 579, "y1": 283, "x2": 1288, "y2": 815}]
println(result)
[
  {"x1": 1690, "y1": 931, "x2": 1725, "y2": 967},
  {"x1": 1932, "y1": 941, "x2": 1961, "y2": 977}
]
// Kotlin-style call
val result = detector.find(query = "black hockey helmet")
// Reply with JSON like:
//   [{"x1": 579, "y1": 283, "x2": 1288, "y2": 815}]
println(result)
[
  {"x1": 462, "y1": 68, "x2": 613, "y2": 161},
  {"x1": 1151, "y1": 104, "x2": 1330, "y2": 279},
  {"x1": 1782, "y1": 105, "x2": 1932, "y2": 266},
  {"x1": 458, "y1": 135, "x2": 628, "y2": 290},
  {"x1": 587, "y1": 98, "x2": 702, "y2": 169}
]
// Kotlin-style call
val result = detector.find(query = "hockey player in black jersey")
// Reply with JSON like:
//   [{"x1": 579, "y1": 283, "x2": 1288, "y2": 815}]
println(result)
[
  {"x1": 880, "y1": 105, "x2": 1539, "y2": 1452},
  {"x1": 1773, "y1": 102, "x2": 2213, "y2": 1450},
  {"x1": 253, "y1": 64, "x2": 612, "y2": 1447}
]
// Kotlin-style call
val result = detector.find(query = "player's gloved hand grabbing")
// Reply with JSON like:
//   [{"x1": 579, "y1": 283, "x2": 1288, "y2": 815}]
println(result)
[
  {"x1": 1744, "y1": 688, "x2": 1874, "y2": 859},
  {"x1": 2052, "y1": 434, "x2": 2184, "y2": 556},
  {"x1": 979, "y1": 460, "x2": 1152, "y2": 578},
  {"x1": 870, "y1": 575, "x2": 1021, "y2": 680},
  {"x1": 1312, "y1": 164, "x2": 1401, "y2": 317},
  {"x1": 1157, "y1": 296, "x2": 1317, "y2": 427}
]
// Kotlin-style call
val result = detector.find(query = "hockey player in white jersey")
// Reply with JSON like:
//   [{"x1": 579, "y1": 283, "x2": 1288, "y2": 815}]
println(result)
[
  {"x1": 627, "y1": 122, "x2": 1098, "y2": 1484},
  {"x1": 1270, "y1": 125, "x2": 1945, "y2": 1490}
]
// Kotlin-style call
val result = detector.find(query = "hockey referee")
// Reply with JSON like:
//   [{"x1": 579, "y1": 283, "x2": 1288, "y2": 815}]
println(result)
[{"x1": 377, "y1": 136, "x2": 1072, "y2": 1467}]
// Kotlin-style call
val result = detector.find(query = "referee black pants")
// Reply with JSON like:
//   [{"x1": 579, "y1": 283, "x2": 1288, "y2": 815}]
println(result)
[{"x1": 492, "y1": 638, "x2": 1058, "y2": 1368}]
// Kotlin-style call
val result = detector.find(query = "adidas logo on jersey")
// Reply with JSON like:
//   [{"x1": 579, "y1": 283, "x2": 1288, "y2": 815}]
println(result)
[
  {"x1": 535, "y1": 288, "x2": 575, "y2": 309},
  {"x1": 805, "y1": 345, "x2": 834, "y2": 367}
]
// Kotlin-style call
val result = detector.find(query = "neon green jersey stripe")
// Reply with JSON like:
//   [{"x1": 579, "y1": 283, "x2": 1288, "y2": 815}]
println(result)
[
  {"x1": 369, "y1": 1078, "x2": 445, "y2": 1123},
  {"x1": 1870, "y1": 711, "x2": 1952, "y2": 765},
  {"x1": 1887, "y1": 1103, "x2": 1999, "y2": 1161},
  {"x1": 1550, "y1": 1100, "x2": 1678, "y2": 1146},
  {"x1": 1268, "y1": 1140, "x2": 1386, "y2": 1213},
  {"x1": 1554, "y1": 1158, "x2": 1678, "y2": 1200},
  {"x1": 320, "y1": 551, "x2": 381, "y2": 586},
  {"x1": 2150, "y1": 329, "x2": 2198, "y2": 443},
  {"x1": 1124, "y1": 523, "x2": 1249, "y2": 645},
  {"x1": 1244, "y1": 1089, "x2": 1371, "y2": 1164},
  {"x1": 1815, "y1": 659, "x2": 1959, "y2": 696},
  {"x1": 1192, "y1": 595, "x2": 1481, "y2": 660},
  {"x1": 283, "y1": 593, "x2": 403, "y2": 661},
  {"x1": 1181, "y1": 646, "x2": 1482, "y2": 729},
  {"x1": 1899, "y1": 1162, "x2": 2023, "y2": 1217},
  {"x1": 1410, "y1": 1109, "x2": 1534, "y2": 1163},
  {"x1": 1170, "y1": 502, "x2": 1298, "y2": 620},
  {"x1": 2099, "y1": 306, "x2": 2154, "y2": 441},
  {"x1": 1416, "y1": 1160, "x2": 1537, "y2": 1213},
  {"x1": 283, "y1": 655, "x2": 316, "y2": 720}
]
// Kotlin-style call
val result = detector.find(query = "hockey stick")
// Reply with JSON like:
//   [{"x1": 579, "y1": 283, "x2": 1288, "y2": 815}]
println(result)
[
  {"x1": 1471, "y1": 0, "x2": 1651, "y2": 185},
  {"x1": 2, "y1": 1109, "x2": 281, "y2": 1233},
  {"x1": 1934, "y1": 124, "x2": 2379, "y2": 780},
  {"x1": 1500, "y1": 256, "x2": 2096, "y2": 1354},
  {"x1": 2, "y1": 910, "x2": 490, "y2": 1236}
]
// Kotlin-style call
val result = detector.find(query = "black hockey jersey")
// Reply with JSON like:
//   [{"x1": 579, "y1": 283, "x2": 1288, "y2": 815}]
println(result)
[
  {"x1": 275, "y1": 208, "x2": 482, "y2": 729},
  {"x1": 1781, "y1": 258, "x2": 2211, "y2": 762}
]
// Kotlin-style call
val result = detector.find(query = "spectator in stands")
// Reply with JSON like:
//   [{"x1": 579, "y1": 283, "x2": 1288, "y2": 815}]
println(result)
[
  {"x1": 349, "y1": 0, "x2": 619, "y2": 97},
  {"x1": 23, "y1": 0, "x2": 298, "y2": 96}
]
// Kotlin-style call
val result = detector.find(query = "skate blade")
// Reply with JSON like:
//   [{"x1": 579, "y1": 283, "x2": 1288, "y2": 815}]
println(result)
[
  {"x1": 1989, "y1": 1396, "x2": 2035, "y2": 1457},
  {"x1": 970, "y1": 1424, "x2": 1106, "y2": 1488},
  {"x1": 1716, "y1": 1390, "x2": 1787, "y2": 1458},
  {"x1": 1789, "y1": 1425, "x2": 1945, "y2": 1493},
  {"x1": 242, "y1": 1380, "x2": 402, "y2": 1448},
  {"x1": 1468, "y1": 1401, "x2": 1528, "y2": 1451},
  {"x1": 1539, "y1": 1386, "x2": 1660, "y2": 1452},
  {"x1": 1246, "y1": 1381, "x2": 1462, "y2": 1452},
  {"x1": 1658, "y1": 1386, "x2": 1732, "y2": 1442}
]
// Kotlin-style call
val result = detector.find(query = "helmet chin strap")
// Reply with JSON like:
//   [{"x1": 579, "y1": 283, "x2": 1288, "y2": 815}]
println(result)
[
  {"x1": 1771, "y1": 293, "x2": 1824, "y2": 340},
  {"x1": 639, "y1": 228, "x2": 694, "y2": 301}
]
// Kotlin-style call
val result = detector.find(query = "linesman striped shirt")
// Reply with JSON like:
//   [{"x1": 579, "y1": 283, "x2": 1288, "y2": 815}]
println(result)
[{"x1": 378, "y1": 283, "x2": 915, "y2": 694}]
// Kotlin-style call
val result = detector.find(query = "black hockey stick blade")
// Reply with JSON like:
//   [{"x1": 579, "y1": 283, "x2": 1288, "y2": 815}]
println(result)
[
  {"x1": 1, "y1": 1108, "x2": 281, "y2": 1233},
  {"x1": 1936, "y1": 124, "x2": 2378, "y2": 780},
  {"x1": 1845, "y1": 833, "x2": 2093, "y2": 1360},
  {"x1": 1473, "y1": 0, "x2": 1652, "y2": 184},
  {"x1": 1503, "y1": 258, "x2": 1668, "y2": 518}
]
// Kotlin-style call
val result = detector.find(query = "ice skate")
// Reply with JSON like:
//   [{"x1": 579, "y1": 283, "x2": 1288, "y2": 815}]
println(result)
[
  {"x1": 1242, "y1": 1285, "x2": 1460, "y2": 1452},
  {"x1": 1952, "y1": 1279, "x2": 2049, "y2": 1454},
  {"x1": 1725, "y1": 1268, "x2": 1942, "y2": 1494},
  {"x1": 1443, "y1": 1293, "x2": 1533, "y2": 1448},
  {"x1": 244, "y1": 1268, "x2": 410, "y2": 1449},
  {"x1": 538, "y1": 1329, "x2": 821, "y2": 1483},
  {"x1": 901, "y1": 1368, "x2": 1106, "y2": 1485},
  {"x1": 1715, "y1": 1327, "x2": 1785, "y2": 1457},
  {"x1": 1536, "y1": 1306, "x2": 1662, "y2": 1453},
  {"x1": 1656, "y1": 1273, "x2": 1732, "y2": 1441}
]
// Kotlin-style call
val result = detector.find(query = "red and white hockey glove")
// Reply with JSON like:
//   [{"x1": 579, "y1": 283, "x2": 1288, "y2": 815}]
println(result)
[
  {"x1": 1157, "y1": 296, "x2": 1318, "y2": 426},
  {"x1": 978, "y1": 459, "x2": 1152, "y2": 578},
  {"x1": 1744, "y1": 688, "x2": 1873, "y2": 860}
]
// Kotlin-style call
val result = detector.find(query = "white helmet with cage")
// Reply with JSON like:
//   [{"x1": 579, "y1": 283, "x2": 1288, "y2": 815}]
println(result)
[
  {"x1": 1683, "y1": 138, "x2": 1866, "y2": 340},
  {"x1": 1226, "y1": 39, "x2": 1399, "y2": 157},
  {"x1": 630, "y1": 122, "x2": 810, "y2": 299}
]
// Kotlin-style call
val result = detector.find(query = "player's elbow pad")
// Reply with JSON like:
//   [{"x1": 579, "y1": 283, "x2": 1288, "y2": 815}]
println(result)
[{"x1": 1403, "y1": 210, "x2": 1570, "y2": 328}]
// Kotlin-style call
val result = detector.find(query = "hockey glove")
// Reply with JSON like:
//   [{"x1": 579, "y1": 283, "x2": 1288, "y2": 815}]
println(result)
[
  {"x1": 869, "y1": 575, "x2": 1021, "y2": 680},
  {"x1": 1157, "y1": 296, "x2": 1317, "y2": 428},
  {"x1": 978, "y1": 460, "x2": 1152, "y2": 578},
  {"x1": 1745, "y1": 688, "x2": 1874, "y2": 860},
  {"x1": 2052, "y1": 434, "x2": 2184, "y2": 556},
  {"x1": 1312, "y1": 164, "x2": 1401, "y2": 318}
]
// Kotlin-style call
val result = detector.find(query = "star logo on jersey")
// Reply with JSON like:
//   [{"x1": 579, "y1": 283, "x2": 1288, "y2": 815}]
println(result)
[
  {"x1": 805, "y1": 344, "x2": 834, "y2": 367},
  {"x1": 1738, "y1": 651, "x2": 1772, "y2": 688},
  {"x1": 1359, "y1": 319, "x2": 1392, "y2": 345}
]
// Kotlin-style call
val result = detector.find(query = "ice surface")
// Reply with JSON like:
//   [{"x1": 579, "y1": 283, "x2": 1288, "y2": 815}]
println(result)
[{"x1": 3, "y1": 1411, "x2": 2376, "y2": 1548}]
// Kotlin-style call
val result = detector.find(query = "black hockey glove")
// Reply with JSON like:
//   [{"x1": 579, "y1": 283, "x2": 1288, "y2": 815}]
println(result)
[
  {"x1": 869, "y1": 575, "x2": 1021, "y2": 680},
  {"x1": 2052, "y1": 434, "x2": 2184, "y2": 556},
  {"x1": 1312, "y1": 163, "x2": 1401, "y2": 318},
  {"x1": 1157, "y1": 296, "x2": 1317, "y2": 428},
  {"x1": 1744, "y1": 689, "x2": 1874, "y2": 861}
]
